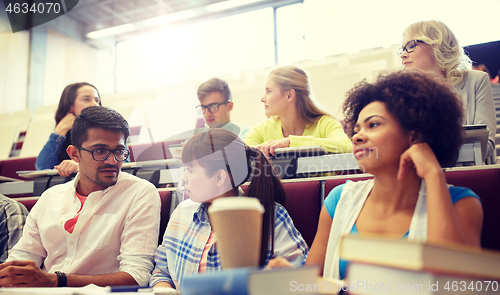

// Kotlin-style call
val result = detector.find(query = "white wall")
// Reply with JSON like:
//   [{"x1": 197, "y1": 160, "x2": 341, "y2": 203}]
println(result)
[
  {"x1": 42, "y1": 29, "x2": 115, "y2": 106},
  {"x1": 0, "y1": 29, "x2": 115, "y2": 115},
  {"x1": 0, "y1": 32, "x2": 30, "y2": 114}
]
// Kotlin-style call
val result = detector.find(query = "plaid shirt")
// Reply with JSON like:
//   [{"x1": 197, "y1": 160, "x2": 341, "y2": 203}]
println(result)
[
  {"x1": 150, "y1": 200, "x2": 309, "y2": 288},
  {"x1": 0, "y1": 195, "x2": 29, "y2": 263}
]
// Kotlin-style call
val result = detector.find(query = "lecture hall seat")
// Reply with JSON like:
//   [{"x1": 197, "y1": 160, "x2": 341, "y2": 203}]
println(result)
[
  {"x1": 445, "y1": 166, "x2": 500, "y2": 252},
  {"x1": 241, "y1": 180, "x2": 321, "y2": 248}
]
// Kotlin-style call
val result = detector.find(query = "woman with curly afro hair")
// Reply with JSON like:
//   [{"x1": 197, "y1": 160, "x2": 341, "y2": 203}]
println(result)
[{"x1": 302, "y1": 70, "x2": 483, "y2": 280}]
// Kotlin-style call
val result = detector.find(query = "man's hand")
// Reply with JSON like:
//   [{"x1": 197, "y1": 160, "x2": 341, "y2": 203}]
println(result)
[
  {"x1": 0, "y1": 260, "x2": 57, "y2": 287},
  {"x1": 264, "y1": 257, "x2": 294, "y2": 270},
  {"x1": 154, "y1": 281, "x2": 175, "y2": 288},
  {"x1": 54, "y1": 160, "x2": 79, "y2": 177}
]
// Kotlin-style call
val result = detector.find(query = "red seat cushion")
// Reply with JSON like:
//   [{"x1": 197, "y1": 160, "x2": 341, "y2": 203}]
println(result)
[
  {"x1": 16, "y1": 197, "x2": 39, "y2": 211},
  {"x1": 445, "y1": 168, "x2": 500, "y2": 251},
  {"x1": 129, "y1": 142, "x2": 166, "y2": 162},
  {"x1": 242, "y1": 181, "x2": 321, "y2": 247},
  {"x1": 282, "y1": 181, "x2": 322, "y2": 247},
  {"x1": 324, "y1": 175, "x2": 374, "y2": 197},
  {"x1": 158, "y1": 190, "x2": 172, "y2": 245},
  {"x1": 0, "y1": 157, "x2": 37, "y2": 181}
]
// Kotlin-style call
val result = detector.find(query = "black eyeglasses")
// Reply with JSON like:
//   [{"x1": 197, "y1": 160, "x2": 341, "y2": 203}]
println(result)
[
  {"x1": 78, "y1": 147, "x2": 130, "y2": 162},
  {"x1": 195, "y1": 101, "x2": 230, "y2": 114},
  {"x1": 397, "y1": 40, "x2": 424, "y2": 56}
]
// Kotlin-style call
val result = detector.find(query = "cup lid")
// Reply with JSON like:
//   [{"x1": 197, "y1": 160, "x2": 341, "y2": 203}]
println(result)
[{"x1": 208, "y1": 197, "x2": 265, "y2": 214}]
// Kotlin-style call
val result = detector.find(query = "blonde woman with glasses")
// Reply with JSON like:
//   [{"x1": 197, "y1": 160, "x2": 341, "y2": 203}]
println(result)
[
  {"x1": 243, "y1": 65, "x2": 352, "y2": 157},
  {"x1": 399, "y1": 20, "x2": 496, "y2": 164}
]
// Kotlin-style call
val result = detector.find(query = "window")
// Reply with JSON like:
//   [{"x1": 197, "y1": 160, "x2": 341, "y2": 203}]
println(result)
[
  {"x1": 116, "y1": 8, "x2": 274, "y2": 92},
  {"x1": 117, "y1": 0, "x2": 500, "y2": 91},
  {"x1": 276, "y1": 3, "x2": 305, "y2": 64}
]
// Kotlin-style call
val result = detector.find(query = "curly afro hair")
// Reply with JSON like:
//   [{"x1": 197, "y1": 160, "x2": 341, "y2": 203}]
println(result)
[{"x1": 342, "y1": 70, "x2": 464, "y2": 167}]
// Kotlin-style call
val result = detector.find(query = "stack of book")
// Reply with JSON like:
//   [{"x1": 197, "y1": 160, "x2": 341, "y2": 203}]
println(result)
[
  {"x1": 178, "y1": 265, "x2": 345, "y2": 295},
  {"x1": 339, "y1": 235, "x2": 500, "y2": 295}
]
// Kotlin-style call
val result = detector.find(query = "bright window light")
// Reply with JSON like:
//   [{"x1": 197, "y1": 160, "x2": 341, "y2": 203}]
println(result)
[
  {"x1": 276, "y1": 3, "x2": 305, "y2": 64},
  {"x1": 116, "y1": 0, "x2": 500, "y2": 92},
  {"x1": 116, "y1": 8, "x2": 274, "y2": 92},
  {"x1": 301, "y1": 0, "x2": 500, "y2": 60}
]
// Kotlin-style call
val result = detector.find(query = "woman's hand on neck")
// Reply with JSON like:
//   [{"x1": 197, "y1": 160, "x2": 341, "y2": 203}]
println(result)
[
  {"x1": 397, "y1": 143, "x2": 443, "y2": 181},
  {"x1": 55, "y1": 113, "x2": 76, "y2": 136},
  {"x1": 370, "y1": 142, "x2": 443, "y2": 208}
]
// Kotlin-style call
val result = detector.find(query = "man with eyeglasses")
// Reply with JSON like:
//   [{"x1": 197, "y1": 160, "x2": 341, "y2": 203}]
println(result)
[
  {"x1": 0, "y1": 106, "x2": 160, "y2": 288},
  {"x1": 196, "y1": 78, "x2": 251, "y2": 139}
]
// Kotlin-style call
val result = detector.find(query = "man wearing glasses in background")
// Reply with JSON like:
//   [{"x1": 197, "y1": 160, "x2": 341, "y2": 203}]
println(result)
[
  {"x1": 196, "y1": 78, "x2": 251, "y2": 139},
  {"x1": 0, "y1": 106, "x2": 160, "y2": 288}
]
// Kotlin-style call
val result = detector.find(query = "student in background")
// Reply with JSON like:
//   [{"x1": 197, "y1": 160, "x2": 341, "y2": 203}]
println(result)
[
  {"x1": 0, "y1": 194, "x2": 28, "y2": 263},
  {"x1": 399, "y1": 20, "x2": 496, "y2": 164},
  {"x1": 302, "y1": 71, "x2": 482, "y2": 280},
  {"x1": 243, "y1": 65, "x2": 352, "y2": 157},
  {"x1": 151, "y1": 128, "x2": 308, "y2": 290},
  {"x1": 473, "y1": 64, "x2": 499, "y2": 84},
  {"x1": 196, "y1": 78, "x2": 251, "y2": 139},
  {"x1": 35, "y1": 82, "x2": 101, "y2": 176}
]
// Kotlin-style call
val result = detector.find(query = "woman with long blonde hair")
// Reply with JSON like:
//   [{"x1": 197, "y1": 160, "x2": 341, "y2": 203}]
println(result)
[
  {"x1": 399, "y1": 20, "x2": 496, "y2": 163},
  {"x1": 243, "y1": 65, "x2": 352, "y2": 157}
]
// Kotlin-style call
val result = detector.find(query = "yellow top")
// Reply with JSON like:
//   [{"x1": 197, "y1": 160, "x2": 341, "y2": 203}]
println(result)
[{"x1": 243, "y1": 115, "x2": 352, "y2": 153}]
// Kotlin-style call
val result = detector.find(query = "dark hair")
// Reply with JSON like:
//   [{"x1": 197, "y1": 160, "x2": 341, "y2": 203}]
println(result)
[
  {"x1": 473, "y1": 64, "x2": 492, "y2": 80},
  {"x1": 71, "y1": 106, "x2": 130, "y2": 147},
  {"x1": 342, "y1": 70, "x2": 464, "y2": 167},
  {"x1": 182, "y1": 128, "x2": 286, "y2": 266},
  {"x1": 55, "y1": 82, "x2": 101, "y2": 125},
  {"x1": 197, "y1": 78, "x2": 232, "y2": 102}
]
